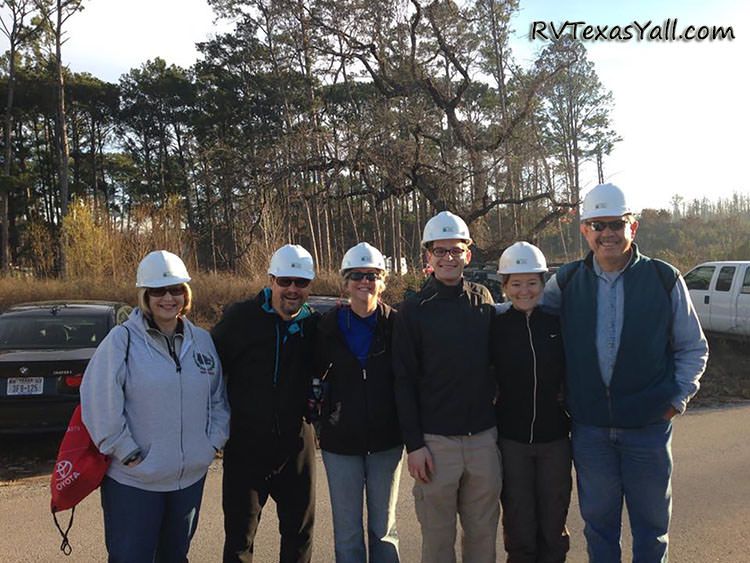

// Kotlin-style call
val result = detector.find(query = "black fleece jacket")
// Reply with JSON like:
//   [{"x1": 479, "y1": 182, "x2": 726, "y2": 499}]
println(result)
[
  {"x1": 211, "y1": 289, "x2": 319, "y2": 471},
  {"x1": 393, "y1": 276, "x2": 497, "y2": 453},
  {"x1": 490, "y1": 306, "x2": 569, "y2": 443},
  {"x1": 316, "y1": 303, "x2": 403, "y2": 455}
]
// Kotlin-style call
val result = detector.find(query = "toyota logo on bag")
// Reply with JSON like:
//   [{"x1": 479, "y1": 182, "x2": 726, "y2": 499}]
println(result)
[
  {"x1": 54, "y1": 459, "x2": 81, "y2": 491},
  {"x1": 56, "y1": 460, "x2": 73, "y2": 480}
]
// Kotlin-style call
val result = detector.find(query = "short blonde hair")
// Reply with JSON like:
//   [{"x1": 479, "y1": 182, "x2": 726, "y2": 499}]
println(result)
[{"x1": 137, "y1": 283, "x2": 193, "y2": 317}]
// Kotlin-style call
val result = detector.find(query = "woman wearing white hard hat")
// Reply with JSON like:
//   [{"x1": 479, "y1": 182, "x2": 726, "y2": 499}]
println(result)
[
  {"x1": 80, "y1": 250, "x2": 230, "y2": 562},
  {"x1": 314, "y1": 242, "x2": 403, "y2": 563},
  {"x1": 490, "y1": 242, "x2": 571, "y2": 562}
]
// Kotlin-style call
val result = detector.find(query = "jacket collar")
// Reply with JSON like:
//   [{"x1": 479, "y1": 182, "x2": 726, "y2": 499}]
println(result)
[
  {"x1": 506, "y1": 304, "x2": 531, "y2": 319},
  {"x1": 422, "y1": 275, "x2": 470, "y2": 299},
  {"x1": 320, "y1": 301, "x2": 391, "y2": 337},
  {"x1": 583, "y1": 242, "x2": 641, "y2": 275},
  {"x1": 126, "y1": 308, "x2": 195, "y2": 358},
  {"x1": 144, "y1": 314, "x2": 184, "y2": 336},
  {"x1": 258, "y1": 287, "x2": 312, "y2": 336}
]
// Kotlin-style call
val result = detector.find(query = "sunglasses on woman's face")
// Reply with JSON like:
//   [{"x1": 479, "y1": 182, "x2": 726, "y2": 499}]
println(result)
[
  {"x1": 147, "y1": 285, "x2": 186, "y2": 298},
  {"x1": 274, "y1": 277, "x2": 312, "y2": 288},
  {"x1": 347, "y1": 272, "x2": 382, "y2": 282}
]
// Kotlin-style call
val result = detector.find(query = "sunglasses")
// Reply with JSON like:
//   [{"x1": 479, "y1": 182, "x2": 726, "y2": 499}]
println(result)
[
  {"x1": 274, "y1": 277, "x2": 311, "y2": 288},
  {"x1": 147, "y1": 285, "x2": 186, "y2": 297},
  {"x1": 430, "y1": 246, "x2": 467, "y2": 258},
  {"x1": 347, "y1": 272, "x2": 382, "y2": 282},
  {"x1": 586, "y1": 219, "x2": 629, "y2": 232}
]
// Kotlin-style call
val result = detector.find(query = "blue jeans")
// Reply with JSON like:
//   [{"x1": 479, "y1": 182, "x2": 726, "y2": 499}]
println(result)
[
  {"x1": 572, "y1": 421, "x2": 673, "y2": 563},
  {"x1": 100, "y1": 475, "x2": 206, "y2": 563},
  {"x1": 322, "y1": 446, "x2": 403, "y2": 563}
]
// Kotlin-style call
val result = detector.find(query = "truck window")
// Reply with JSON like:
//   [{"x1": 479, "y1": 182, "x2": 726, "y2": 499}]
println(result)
[
  {"x1": 715, "y1": 266, "x2": 736, "y2": 292},
  {"x1": 684, "y1": 266, "x2": 715, "y2": 290},
  {"x1": 742, "y1": 269, "x2": 750, "y2": 294}
]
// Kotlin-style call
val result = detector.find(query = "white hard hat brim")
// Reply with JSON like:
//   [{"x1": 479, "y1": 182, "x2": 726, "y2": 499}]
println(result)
[
  {"x1": 497, "y1": 267, "x2": 548, "y2": 275},
  {"x1": 580, "y1": 208, "x2": 633, "y2": 221},
  {"x1": 136, "y1": 274, "x2": 192, "y2": 288},
  {"x1": 270, "y1": 268, "x2": 315, "y2": 280}
]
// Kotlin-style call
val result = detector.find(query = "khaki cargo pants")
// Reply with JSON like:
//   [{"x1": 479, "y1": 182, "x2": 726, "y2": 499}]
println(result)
[{"x1": 413, "y1": 427, "x2": 502, "y2": 563}]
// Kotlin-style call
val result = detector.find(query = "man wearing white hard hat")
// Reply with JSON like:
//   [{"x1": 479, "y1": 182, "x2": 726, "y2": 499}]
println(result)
[
  {"x1": 213, "y1": 244, "x2": 320, "y2": 563},
  {"x1": 544, "y1": 183, "x2": 708, "y2": 562},
  {"x1": 393, "y1": 211, "x2": 501, "y2": 563}
]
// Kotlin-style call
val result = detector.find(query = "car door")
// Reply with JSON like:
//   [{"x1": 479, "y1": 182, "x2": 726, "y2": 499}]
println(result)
[
  {"x1": 684, "y1": 264, "x2": 717, "y2": 331},
  {"x1": 709, "y1": 265, "x2": 737, "y2": 333},
  {"x1": 736, "y1": 265, "x2": 750, "y2": 336}
]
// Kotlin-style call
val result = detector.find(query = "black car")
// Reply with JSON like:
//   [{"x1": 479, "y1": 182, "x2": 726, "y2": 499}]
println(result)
[
  {"x1": 307, "y1": 295, "x2": 340, "y2": 314},
  {"x1": 0, "y1": 301, "x2": 132, "y2": 433}
]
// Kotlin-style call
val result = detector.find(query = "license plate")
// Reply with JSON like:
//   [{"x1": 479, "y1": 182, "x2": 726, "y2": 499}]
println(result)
[{"x1": 7, "y1": 377, "x2": 44, "y2": 396}]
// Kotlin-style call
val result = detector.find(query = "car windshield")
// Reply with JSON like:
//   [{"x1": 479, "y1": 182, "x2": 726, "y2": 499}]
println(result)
[{"x1": 0, "y1": 315, "x2": 109, "y2": 350}]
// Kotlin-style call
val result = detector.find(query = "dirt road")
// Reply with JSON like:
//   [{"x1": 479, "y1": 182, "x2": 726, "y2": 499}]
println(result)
[{"x1": 2, "y1": 404, "x2": 749, "y2": 562}]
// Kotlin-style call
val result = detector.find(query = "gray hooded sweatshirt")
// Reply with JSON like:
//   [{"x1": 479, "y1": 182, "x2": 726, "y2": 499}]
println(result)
[{"x1": 81, "y1": 309, "x2": 230, "y2": 492}]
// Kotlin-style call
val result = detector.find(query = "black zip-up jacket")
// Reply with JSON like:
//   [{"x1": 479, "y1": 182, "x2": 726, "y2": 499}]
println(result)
[
  {"x1": 316, "y1": 303, "x2": 403, "y2": 455},
  {"x1": 491, "y1": 306, "x2": 570, "y2": 443},
  {"x1": 393, "y1": 276, "x2": 497, "y2": 453},
  {"x1": 211, "y1": 289, "x2": 319, "y2": 471}
]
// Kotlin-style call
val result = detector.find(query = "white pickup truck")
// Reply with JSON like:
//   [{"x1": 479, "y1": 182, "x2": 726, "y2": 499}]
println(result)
[{"x1": 683, "y1": 261, "x2": 750, "y2": 337}]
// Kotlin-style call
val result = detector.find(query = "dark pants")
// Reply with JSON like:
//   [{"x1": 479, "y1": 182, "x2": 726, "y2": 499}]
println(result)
[
  {"x1": 499, "y1": 437, "x2": 572, "y2": 563},
  {"x1": 100, "y1": 475, "x2": 206, "y2": 563},
  {"x1": 222, "y1": 424, "x2": 316, "y2": 563}
]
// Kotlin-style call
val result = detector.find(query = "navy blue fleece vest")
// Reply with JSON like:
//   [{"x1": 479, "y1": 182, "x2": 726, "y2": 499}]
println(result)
[{"x1": 558, "y1": 251, "x2": 678, "y2": 428}]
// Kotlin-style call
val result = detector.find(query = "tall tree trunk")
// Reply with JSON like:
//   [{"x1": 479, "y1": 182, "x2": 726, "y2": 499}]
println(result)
[
  {"x1": 1, "y1": 1, "x2": 40, "y2": 272},
  {"x1": 304, "y1": 196, "x2": 319, "y2": 267},
  {"x1": 1, "y1": 41, "x2": 16, "y2": 273},
  {"x1": 346, "y1": 196, "x2": 360, "y2": 241},
  {"x1": 71, "y1": 106, "x2": 80, "y2": 196},
  {"x1": 54, "y1": 0, "x2": 71, "y2": 276},
  {"x1": 395, "y1": 196, "x2": 403, "y2": 275},
  {"x1": 173, "y1": 122, "x2": 196, "y2": 232},
  {"x1": 90, "y1": 114, "x2": 98, "y2": 205},
  {"x1": 372, "y1": 194, "x2": 383, "y2": 250}
]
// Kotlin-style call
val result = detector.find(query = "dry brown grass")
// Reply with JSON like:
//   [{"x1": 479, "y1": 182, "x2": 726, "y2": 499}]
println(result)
[
  {"x1": 0, "y1": 269, "x2": 428, "y2": 328},
  {"x1": 691, "y1": 335, "x2": 750, "y2": 406}
]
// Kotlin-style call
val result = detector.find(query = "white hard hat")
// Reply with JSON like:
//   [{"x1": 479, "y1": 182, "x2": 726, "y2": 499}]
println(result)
[
  {"x1": 497, "y1": 242, "x2": 548, "y2": 275},
  {"x1": 580, "y1": 183, "x2": 632, "y2": 221},
  {"x1": 340, "y1": 242, "x2": 386, "y2": 274},
  {"x1": 136, "y1": 250, "x2": 191, "y2": 288},
  {"x1": 421, "y1": 211, "x2": 472, "y2": 246},
  {"x1": 268, "y1": 244, "x2": 315, "y2": 280}
]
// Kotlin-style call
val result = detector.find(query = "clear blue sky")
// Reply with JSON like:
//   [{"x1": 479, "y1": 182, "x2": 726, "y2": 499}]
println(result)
[{"x1": 2, "y1": 0, "x2": 747, "y2": 212}]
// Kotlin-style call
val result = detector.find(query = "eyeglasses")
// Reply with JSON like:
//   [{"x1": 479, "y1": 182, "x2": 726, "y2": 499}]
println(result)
[
  {"x1": 586, "y1": 219, "x2": 629, "y2": 232},
  {"x1": 347, "y1": 272, "x2": 383, "y2": 282},
  {"x1": 274, "y1": 277, "x2": 312, "y2": 288},
  {"x1": 430, "y1": 246, "x2": 467, "y2": 258},
  {"x1": 147, "y1": 285, "x2": 186, "y2": 298}
]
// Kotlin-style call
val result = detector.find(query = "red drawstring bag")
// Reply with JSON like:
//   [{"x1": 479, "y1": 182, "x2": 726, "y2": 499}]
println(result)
[
  {"x1": 50, "y1": 325, "x2": 129, "y2": 555},
  {"x1": 50, "y1": 403, "x2": 110, "y2": 555}
]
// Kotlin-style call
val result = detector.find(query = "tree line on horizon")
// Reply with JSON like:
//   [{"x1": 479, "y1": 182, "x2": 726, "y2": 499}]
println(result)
[{"x1": 1, "y1": 0, "x2": 746, "y2": 281}]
